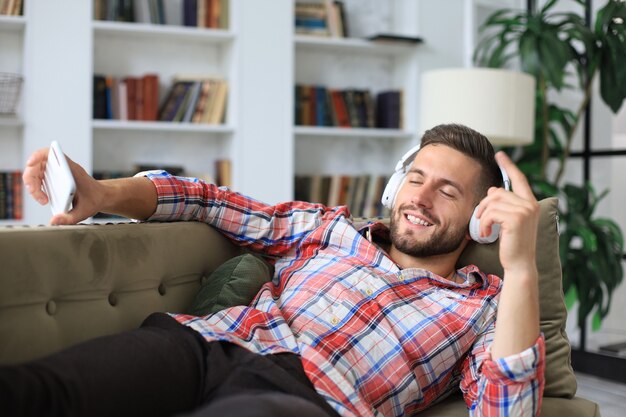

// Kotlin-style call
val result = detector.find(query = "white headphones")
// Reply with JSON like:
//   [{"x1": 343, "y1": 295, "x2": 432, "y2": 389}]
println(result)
[{"x1": 381, "y1": 144, "x2": 511, "y2": 244}]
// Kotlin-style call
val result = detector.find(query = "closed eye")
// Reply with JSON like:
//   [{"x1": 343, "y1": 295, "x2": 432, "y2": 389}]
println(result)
[{"x1": 440, "y1": 189, "x2": 456, "y2": 199}]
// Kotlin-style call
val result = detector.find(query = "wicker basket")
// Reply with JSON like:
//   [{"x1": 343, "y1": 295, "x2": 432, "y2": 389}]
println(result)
[{"x1": 0, "y1": 73, "x2": 24, "y2": 114}]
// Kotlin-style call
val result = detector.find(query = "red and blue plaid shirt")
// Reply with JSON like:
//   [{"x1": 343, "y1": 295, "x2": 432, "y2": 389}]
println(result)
[{"x1": 140, "y1": 171, "x2": 545, "y2": 417}]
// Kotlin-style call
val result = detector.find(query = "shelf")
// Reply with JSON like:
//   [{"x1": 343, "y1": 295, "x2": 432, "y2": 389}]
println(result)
[
  {"x1": 0, "y1": 116, "x2": 23, "y2": 128},
  {"x1": 0, "y1": 219, "x2": 25, "y2": 226},
  {"x1": 0, "y1": 15, "x2": 26, "y2": 33},
  {"x1": 294, "y1": 126, "x2": 413, "y2": 139},
  {"x1": 294, "y1": 34, "x2": 421, "y2": 56},
  {"x1": 92, "y1": 20, "x2": 235, "y2": 44},
  {"x1": 92, "y1": 119, "x2": 235, "y2": 134}
]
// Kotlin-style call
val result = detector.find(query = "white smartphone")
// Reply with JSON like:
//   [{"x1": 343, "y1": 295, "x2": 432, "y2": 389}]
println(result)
[{"x1": 43, "y1": 141, "x2": 76, "y2": 215}]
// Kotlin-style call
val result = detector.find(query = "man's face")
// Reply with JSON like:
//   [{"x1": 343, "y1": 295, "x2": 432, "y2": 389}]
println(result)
[{"x1": 390, "y1": 144, "x2": 482, "y2": 258}]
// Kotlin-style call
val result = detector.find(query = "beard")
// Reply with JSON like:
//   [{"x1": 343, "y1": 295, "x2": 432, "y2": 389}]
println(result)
[{"x1": 389, "y1": 204, "x2": 468, "y2": 258}]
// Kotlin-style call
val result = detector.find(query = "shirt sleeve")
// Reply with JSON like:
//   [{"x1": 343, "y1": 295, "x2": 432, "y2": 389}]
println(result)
[
  {"x1": 459, "y1": 320, "x2": 546, "y2": 417},
  {"x1": 134, "y1": 170, "x2": 349, "y2": 257}
]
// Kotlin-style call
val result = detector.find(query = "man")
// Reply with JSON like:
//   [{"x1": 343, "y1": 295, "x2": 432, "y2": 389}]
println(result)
[{"x1": 6, "y1": 124, "x2": 544, "y2": 417}]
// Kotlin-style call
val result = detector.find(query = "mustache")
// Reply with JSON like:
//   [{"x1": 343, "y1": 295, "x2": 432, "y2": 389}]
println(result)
[{"x1": 395, "y1": 204, "x2": 438, "y2": 225}]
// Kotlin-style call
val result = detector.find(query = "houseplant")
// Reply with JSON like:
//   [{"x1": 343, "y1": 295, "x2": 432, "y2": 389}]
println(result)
[{"x1": 474, "y1": 0, "x2": 626, "y2": 347}]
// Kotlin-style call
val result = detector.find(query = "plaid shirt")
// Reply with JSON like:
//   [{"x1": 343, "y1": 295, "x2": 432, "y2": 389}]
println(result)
[{"x1": 140, "y1": 171, "x2": 545, "y2": 417}]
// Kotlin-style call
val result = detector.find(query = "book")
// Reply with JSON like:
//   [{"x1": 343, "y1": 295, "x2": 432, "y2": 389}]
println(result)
[
  {"x1": 118, "y1": 79, "x2": 128, "y2": 120},
  {"x1": 183, "y1": 0, "x2": 198, "y2": 27},
  {"x1": 366, "y1": 34, "x2": 424, "y2": 44},
  {"x1": 158, "y1": 81, "x2": 193, "y2": 122},
  {"x1": 191, "y1": 80, "x2": 213, "y2": 123},
  {"x1": 334, "y1": 1, "x2": 348, "y2": 37},
  {"x1": 208, "y1": 80, "x2": 228, "y2": 124},
  {"x1": 218, "y1": 0, "x2": 229, "y2": 29},
  {"x1": 93, "y1": 75, "x2": 108, "y2": 119},
  {"x1": 295, "y1": 3, "x2": 329, "y2": 36},
  {"x1": 164, "y1": 0, "x2": 183, "y2": 25},
  {"x1": 376, "y1": 90, "x2": 402, "y2": 129},
  {"x1": 215, "y1": 159, "x2": 231, "y2": 187},
  {"x1": 209, "y1": 0, "x2": 221, "y2": 28},
  {"x1": 343, "y1": 90, "x2": 360, "y2": 127},
  {"x1": 142, "y1": 74, "x2": 160, "y2": 121},
  {"x1": 4, "y1": 171, "x2": 13, "y2": 220},
  {"x1": 133, "y1": 0, "x2": 152, "y2": 23},
  {"x1": 315, "y1": 86, "x2": 328, "y2": 126},
  {"x1": 0, "y1": 173, "x2": 6, "y2": 219},
  {"x1": 197, "y1": 0, "x2": 206, "y2": 28},
  {"x1": 124, "y1": 77, "x2": 138, "y2": 120},
  {"x1": 181, "y1": 81, "x2": 203, "y2": 123},
  {"x1": 135, "y1": 76, "x2": 145, "y2": 120},
  {"x1": 330, "y1": 89, "x2": 350, "y2": 127},
  {"x1": 12, "y1": 171, "x2": 22, "y2": 220}
]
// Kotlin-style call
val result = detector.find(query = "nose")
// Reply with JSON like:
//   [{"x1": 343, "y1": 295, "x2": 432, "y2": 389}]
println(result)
[{"x1": 409, "y1": 182, "x2": 435, "y2": 209}]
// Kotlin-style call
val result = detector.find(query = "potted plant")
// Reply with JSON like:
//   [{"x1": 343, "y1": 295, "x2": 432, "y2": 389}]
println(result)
[{"x1": 474, "y1": 0, "x2": 626, "y2": 349}]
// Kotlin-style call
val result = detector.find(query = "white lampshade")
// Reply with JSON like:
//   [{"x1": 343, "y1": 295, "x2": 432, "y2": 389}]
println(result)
[{"x1": 420, "y1": 68, "x2": 536, "y2": 145}]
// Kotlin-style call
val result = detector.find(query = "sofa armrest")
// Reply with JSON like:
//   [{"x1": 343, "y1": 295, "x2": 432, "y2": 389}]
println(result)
[{"x1": 0, "y1": 221, "x2": 240, "y2": 365}]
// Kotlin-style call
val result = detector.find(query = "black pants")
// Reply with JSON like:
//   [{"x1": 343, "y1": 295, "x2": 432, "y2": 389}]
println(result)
[{"x1": 0, "y1": 313, "x2": 340, "y2": 417}]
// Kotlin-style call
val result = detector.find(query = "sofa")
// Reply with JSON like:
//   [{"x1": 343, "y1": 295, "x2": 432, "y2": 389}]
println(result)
[{"x1": 0, "y1": 197, "x2": 600, "y2": 416}]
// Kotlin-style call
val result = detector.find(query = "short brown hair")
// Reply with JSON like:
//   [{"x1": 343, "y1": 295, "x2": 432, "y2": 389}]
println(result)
[{"x1": 420, "y1": 124, "x2": 502, "y2": 200}]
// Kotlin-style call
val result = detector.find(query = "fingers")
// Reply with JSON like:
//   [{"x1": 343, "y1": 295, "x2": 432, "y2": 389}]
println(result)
[
  {"x1": 23, "y1": 148, "x2": 50, "y2": 206},
  {"x1": 474, "y1": 187, "x2": 539, "y2": 238},
  {"x1": 495, "y1": 151, "x2": 535, "y2": 201}
]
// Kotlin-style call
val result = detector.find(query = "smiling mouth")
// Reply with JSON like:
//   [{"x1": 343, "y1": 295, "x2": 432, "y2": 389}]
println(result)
[{"x1": 406, "y1": 213, "x2": 433, "y2": 227}]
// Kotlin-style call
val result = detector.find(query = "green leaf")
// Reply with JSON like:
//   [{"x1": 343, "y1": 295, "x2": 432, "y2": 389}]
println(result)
[
  {"x1": 540, "y1": 0, "x2": 560, "y2": 14},
  {"x1": 592, "y1": 310, "x2": 602, "y2": 331},
  {"x1": 519, "y1": 31, "x2": 541, "y2": 76},
  {"x1": 564, "y1": 286, "x2": 578, "y2": 310},
  {"x1": 593, "y1": 218, "x2": 625, "y2": 250},
  {"x1": 577, "y1": 226, "x2": 598, "y2": 252}
]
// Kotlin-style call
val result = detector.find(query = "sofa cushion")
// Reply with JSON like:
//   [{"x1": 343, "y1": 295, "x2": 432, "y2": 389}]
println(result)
[
  {"x1": 186, "y1": 254, "x2": 272, "y2": 316},
  {"x1": 457, "y1": 197, "x2": 576, "y2": 398}
]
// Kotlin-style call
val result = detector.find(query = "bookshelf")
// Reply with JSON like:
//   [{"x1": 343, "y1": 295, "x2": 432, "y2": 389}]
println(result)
[
  {"x1": 4, "y1": 0, "x2": 525, "y2": 225},
  {"x1": 0, "y1": 7, "x2": 26, "y2": 225},
  {"x1": 90, "y1": 2, "x2": 239, "y2": 223},
  {"x1": 292, "y1": 0, "x2": 423, "y2": 216}
]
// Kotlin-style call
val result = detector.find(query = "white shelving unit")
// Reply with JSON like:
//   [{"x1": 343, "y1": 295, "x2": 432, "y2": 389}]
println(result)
[
  {"x1": 4, "y1": 0, "x2": 518, "y2": 225},
  {"x1": 0, "y1": 9, "x2": 27, "y2": 226}
]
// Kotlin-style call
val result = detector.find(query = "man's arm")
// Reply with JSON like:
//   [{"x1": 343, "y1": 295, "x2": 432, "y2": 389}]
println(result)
[
  {"x1": 459, "y1": 151, "x2": 546, "y2": 416},
  {"x1": 24, "y1": 147, "x2": 158, "y2": 224},
  {"x1": 474, "y1": 151, "x2": 541, "y2": 359}
]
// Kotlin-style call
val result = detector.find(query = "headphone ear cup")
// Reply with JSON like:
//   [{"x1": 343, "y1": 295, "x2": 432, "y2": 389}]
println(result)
[
  {"x1": 381, "y1": 172, "x2": 405, "y2": 209},
  {"x1": 469, "y1": 206, "x2": 500, "y2": 244}
]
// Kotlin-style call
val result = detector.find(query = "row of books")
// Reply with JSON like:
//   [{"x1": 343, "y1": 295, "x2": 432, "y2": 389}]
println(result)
[
  {"x1": 94, "y1": 74, "x2": 160, "y2": 121},
  {"x1": 0, "y1": 171, "x2": 23, "y2": 220},
  {"x1": 0, "y1": 0, "x2": 22, "y2": 16},
  {"x1": 295, "y1": 1, "x2": 348, "y2": 38},
  {"x1": 295, "y1": 174, "x2": 390, "y2": 218},
  {"x1": 94, "y1": 0, "x2": 229, "y2": 29},
  {"x1": 93, "y1": 74, "x2": 228, "y2": 124},
  {"x1": 295, "y1": 85, "x2": 403, "y2": 129},
  {"x1": 159, "y1": 78, "x2": 228, "y2": 124}
]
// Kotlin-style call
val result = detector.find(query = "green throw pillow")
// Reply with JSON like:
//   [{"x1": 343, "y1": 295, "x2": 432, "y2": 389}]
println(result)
[{"x1": 186, "y1": 254, "x2": 273, "y2": 316}]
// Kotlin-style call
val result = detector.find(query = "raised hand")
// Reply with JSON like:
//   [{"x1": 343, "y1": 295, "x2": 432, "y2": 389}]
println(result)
[{"x1": 23, "y1": 148, "x2": 104, "y2": 225}]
